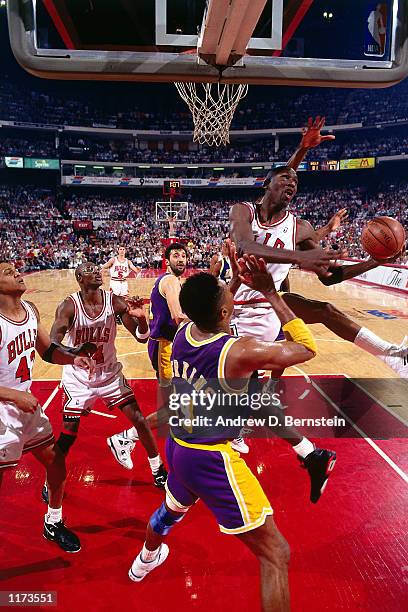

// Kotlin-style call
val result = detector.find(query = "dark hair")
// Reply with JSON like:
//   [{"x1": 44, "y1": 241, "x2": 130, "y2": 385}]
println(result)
[
  {"x1": 165, "y1": 242, "x2": 187, "y2": 260},
  {"x1": 179, "y1": 273, "x2": 224, "y2": 329},
  {"x1": 262, "y1": 165, "x2": 296, "y2": 188}
]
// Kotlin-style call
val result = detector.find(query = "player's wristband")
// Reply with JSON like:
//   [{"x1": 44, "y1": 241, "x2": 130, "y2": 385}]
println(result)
[
  {"x1": 282, "y1": 318, "x2": 317, "y2": 355},
  {"x1": 136, "y1": 327, "x2": 150, "y2": 340}
]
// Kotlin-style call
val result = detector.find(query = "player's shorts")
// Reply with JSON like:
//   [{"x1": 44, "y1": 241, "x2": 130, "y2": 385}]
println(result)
[
  {"x1": 0, "y1": 403, "x2": 54, "y2": 470},
  {"x1": 148, "y1": 338, "x2": 172, "y2": 387},
  {"x1": 165, "y1": 437, "x2": 273, "y2": 534},
  {"x1": 231, "y1": 303, "x2": 282, "y2": 343},
  {"x1": 61, "y1": 370, "x2": 135, "y2": 417},
  {"x1": 110, "y1": 280, "x2": 129, "y2": 296}
]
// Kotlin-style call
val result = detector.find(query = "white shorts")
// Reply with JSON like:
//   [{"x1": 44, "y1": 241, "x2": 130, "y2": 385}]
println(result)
[
  {"x1": 231, "y1": 305, "x2": 281, "y2": 343},
  {"x1": 0, "y1": 403, "x2": 54, "y2": 469},
  {"x1": 61, "y1": 371, "x2": 135, "y2": 417},
  {"x1": 110, "y1": 280, "x2": 129, "y2": 296}
]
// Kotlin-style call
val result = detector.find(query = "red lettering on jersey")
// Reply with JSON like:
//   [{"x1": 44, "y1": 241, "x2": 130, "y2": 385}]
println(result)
[
  {"x1": 272, "y1": 238, "x2": 285, "y2": 249},
  {"x1": 8, "y1": 340, "x2": 16, "y2": 363},
  {"x1": 74, "y1": 330, "x2": 82, "y2": 345},
  {"x1": 15, "y1": 334, "x2": 23, "y2": 356},
  {"x1": 103, "y1": 328, "x2": 110, "y2": 342}
]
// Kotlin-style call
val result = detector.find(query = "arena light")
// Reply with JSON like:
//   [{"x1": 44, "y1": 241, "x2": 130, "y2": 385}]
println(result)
[
  {"x1": 93, "y1": 165, "x2": 104, "y2": 169},
  {"x1": 75, "y1": 165, "x2": 86, "y2": 168},
  {"x1": 138, "y1": 165, "x2": 151, "y2": 168},
  {"x1": 163, "y1": 165, "x2": 175, "y2": 169},
  {"x1": 187, "y1": 165, "x2": 199, "y2": 169},
  {"x1": 113, "y1": 166, "x2": 124, "y2": 170},
  {"x1": 213, "y1": 167, "x2": 225, "y2": 170},
  {"x1": 251, "y1": 166, "x2": 263, "y2": 169}
]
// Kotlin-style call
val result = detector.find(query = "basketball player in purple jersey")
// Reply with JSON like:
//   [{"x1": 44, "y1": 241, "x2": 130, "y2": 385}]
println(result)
[
  {"x1": 0, "y1": 261, "x2": 94, "y2": 552},
  {"x1": 41, "y1": 263, "x2": 166, "y2": 503},
  {"x1": 128, "y1": 257, "x2": 322, "y2": 612},
  {"x1": 108, "y1": 243, "x2": 187, "y2": 462}
]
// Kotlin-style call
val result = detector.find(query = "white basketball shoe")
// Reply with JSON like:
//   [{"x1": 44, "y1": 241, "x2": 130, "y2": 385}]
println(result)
[
  {"x1": 382, "y1": 336, "x2": 408, "y2": 378},
  {"x1": 129, "y1": 544, "x2": 170, "y2": 582},
  {"x1": 107, "y1": 434, "x2": 135, "y2": 470}
]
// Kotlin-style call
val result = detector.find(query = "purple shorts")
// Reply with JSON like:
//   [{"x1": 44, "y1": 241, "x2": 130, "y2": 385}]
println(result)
[{"x1": 165, "y1": 437, "x2": 273, "y2": 534}]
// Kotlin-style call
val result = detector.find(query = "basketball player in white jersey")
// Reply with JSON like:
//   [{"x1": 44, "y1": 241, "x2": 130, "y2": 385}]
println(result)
[
  {"x1": 0, "y1": 261, "x2": 94, "y2": 552},
  {"x1": 228, "y1": 163, "x2": 407, "y2": 497},
  {"x1": 41, "y1": 262, "x2": 167, "y2": 503},
  {"x1": 102, "y1": 246, "x2": 140, "y2": 298}
]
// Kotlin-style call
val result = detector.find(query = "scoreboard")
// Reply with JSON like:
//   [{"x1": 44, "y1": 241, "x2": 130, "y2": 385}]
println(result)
[{"x1": 163, "y1": 179, "x2": 182, "y2": 197}]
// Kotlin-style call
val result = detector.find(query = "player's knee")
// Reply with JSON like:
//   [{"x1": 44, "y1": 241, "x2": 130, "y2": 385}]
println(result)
[
  {"x1": 262, "y1": 534, "x2": 290, "y2": 569},
  {"x1": 150, "y1": 501, "x2": 186, "y2": 535}
]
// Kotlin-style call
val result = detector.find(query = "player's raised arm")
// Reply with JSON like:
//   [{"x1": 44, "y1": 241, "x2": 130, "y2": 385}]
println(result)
[
  {"x1": 114, "y1": 294, "x2": 150, "y2": 343},
  {"x1": 287, "y1": 116, "x2": 336, "y2": 171},
  {"x1": 229, "y1": 202, "x2": 339, "y2": 277}
]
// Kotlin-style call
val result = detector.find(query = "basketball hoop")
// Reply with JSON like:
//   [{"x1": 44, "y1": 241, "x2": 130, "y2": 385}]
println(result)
[{"x1": 174, "y1": 82, "x2": 248, "y2": 147}]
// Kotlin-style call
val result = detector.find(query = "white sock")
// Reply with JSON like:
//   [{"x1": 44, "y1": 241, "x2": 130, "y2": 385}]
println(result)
[
  {"x1": 148, "y1": 455, "x2": 162, "y2": 475},
  {"x1": 122, "y1": 427, "x2": 139, "y2": 442},
  {"x1": 292, "y1": 437, "x2": 315, "y2": 458},
  {"x1": 141, "y1": 543, "x2": 160, "y2": 563},
  {"x1": 46, "y1": 506, "x2": 62, "y2": 525},
  {"x1": 354, "y1": 327, "x2": 394, "y2": 357}
]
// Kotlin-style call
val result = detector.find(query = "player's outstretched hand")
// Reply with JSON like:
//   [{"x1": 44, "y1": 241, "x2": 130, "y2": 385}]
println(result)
[
  {"x1": 126, "y1": 296, "x2": 146, "y2": 319},
  {"x1": 238, "y1": 254, "x2": 276, "y2": 294},
  {"x1": 75, "y1": 342, "x2": 97, "y2": 357},
  {"x1": 297, "y1": 248, "x2": 343, "y2": 277},
  {"x1": 300, "y1": 116, "x2": 336, "y2": 150},
  {"x1": 327, "y1": 208, "x2": 348, "y2": 232},
  {"x1": 224, "y1": 238, "x2": 240, "y2": 277},
  {"x1": 12, "y1": 390, "x2": 41, "y2": 414},
  {"x1": 74, "y1": 356, "x2": 95, "y2": 379}
]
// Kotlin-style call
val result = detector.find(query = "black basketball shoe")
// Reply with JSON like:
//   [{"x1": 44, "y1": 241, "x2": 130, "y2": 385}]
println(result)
[
  {"x1": 153, "y1": 464, "x2": 168, "y2": 489},
  {"x1": 301, "y1": 448, "x2": 336, "y2": 503},
  {"x1": 43, "y1": 520, "x2": 81, "y2": 553}
]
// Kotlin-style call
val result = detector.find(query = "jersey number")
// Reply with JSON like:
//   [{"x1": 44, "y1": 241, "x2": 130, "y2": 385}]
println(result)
[
  {"x1": 15, "y1": 351, "x2": 35, "y2": 383},
  {"x1": 263, "y1": 234, "x2": 285, "y2": 249},
  {"x1": 92, "y1": 345, "x2": 104, "y2": 365}
]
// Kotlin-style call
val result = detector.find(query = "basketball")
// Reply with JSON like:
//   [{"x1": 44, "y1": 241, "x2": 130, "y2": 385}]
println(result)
[{"x1": 361, "y1": 216, "x2": 406, "y2": 260}]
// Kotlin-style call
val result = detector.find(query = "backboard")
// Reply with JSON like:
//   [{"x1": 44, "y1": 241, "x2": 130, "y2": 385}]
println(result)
[{"x1": 7, "y1": 0, "x2": 408, "y2": 87}]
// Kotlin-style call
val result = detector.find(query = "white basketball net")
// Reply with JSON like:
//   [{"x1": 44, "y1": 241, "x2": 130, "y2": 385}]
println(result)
[{"x1": 175, "y1": 82, "x2": 249, "y2": 147}]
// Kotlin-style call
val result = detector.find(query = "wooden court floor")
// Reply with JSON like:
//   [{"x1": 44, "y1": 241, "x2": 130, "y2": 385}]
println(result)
[{"x1": 27, "y1": 268, "x2": 408, "y2": 422}]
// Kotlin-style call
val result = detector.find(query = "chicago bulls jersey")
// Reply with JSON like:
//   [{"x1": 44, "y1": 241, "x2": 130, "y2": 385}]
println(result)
[
  {"x1": 62, "y1": 290, "x2": 119, "y2": 385},
  {"x1": 234, "y1": 202, "x2": 297, "y2": 305},
  {"x1": 110, "y1": 257, "x2": 130, "y2": 281},
  {"x1": 0, "y1": 300, "x2": 38, "y2": 395}
]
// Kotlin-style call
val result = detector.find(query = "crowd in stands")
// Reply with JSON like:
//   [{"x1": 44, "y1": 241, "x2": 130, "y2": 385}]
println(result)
[
  {"x1": 2, "y1": 76, "x2": 408, "y2": 132},
  {"x1": 1, "y1": 130, "x2": 408, "y2": 166},
  {"x1": 1, "y1": 183, "x2": 407, "y2": 271}
]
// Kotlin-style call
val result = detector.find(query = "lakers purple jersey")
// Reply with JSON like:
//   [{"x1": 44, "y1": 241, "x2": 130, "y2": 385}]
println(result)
[
  {"x1": 170, "y1": 322, "x2": 247, "y2": 442},
  {"x1": 149, "y1": 273, "x2": 178, "y2": 341}
]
